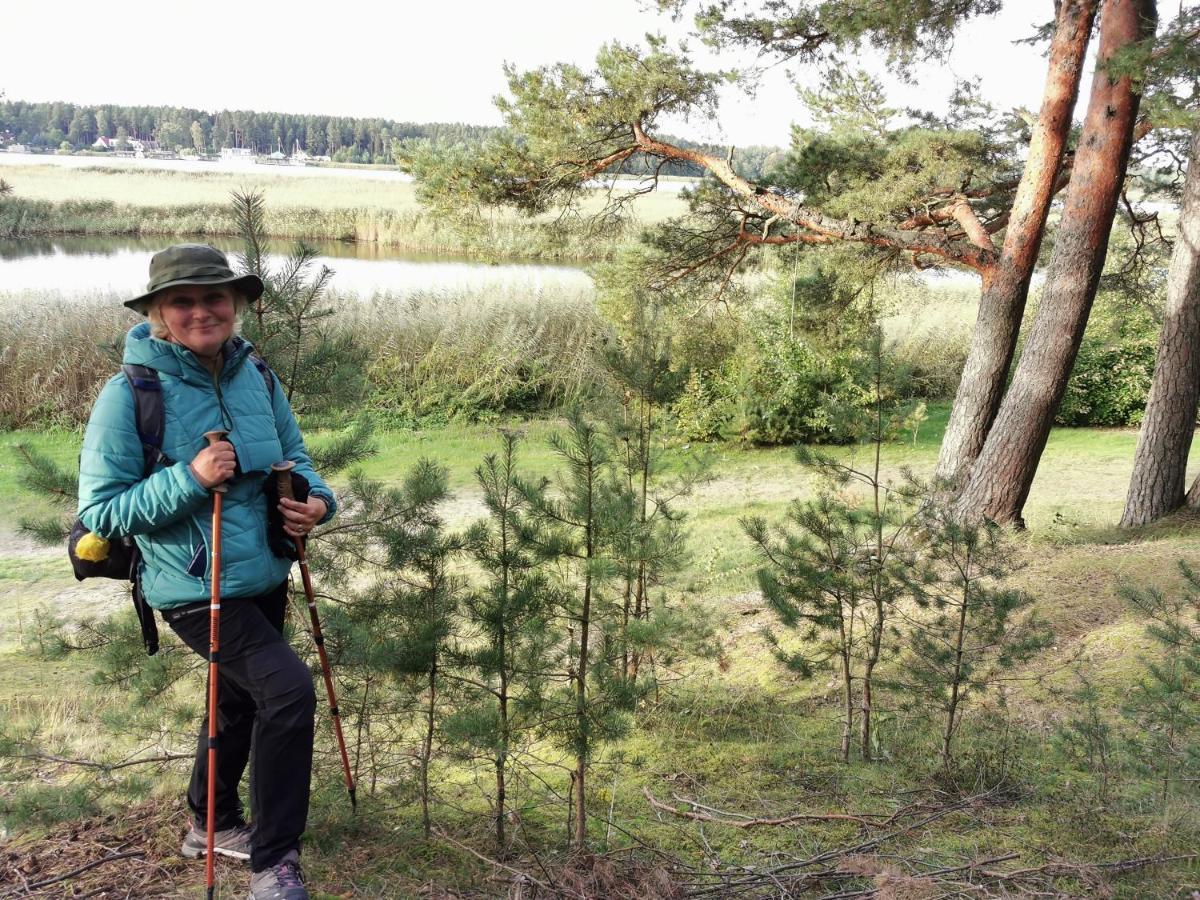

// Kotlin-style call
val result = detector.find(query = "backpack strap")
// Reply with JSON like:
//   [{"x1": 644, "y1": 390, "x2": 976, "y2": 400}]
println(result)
[
  {"x1": 248, "y1": 351, "x2": 276, "y2": 399},
  {"x1": 121, "y1": 364, "x2": 174, "y2": 474}
]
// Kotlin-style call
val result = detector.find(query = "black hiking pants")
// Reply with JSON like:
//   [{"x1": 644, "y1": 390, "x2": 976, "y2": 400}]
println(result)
[{"x1": 163, "y1": 579, "x2": 315, "y2": 872}]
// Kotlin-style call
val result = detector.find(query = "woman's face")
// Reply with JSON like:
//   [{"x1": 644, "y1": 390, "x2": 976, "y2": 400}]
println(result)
[{"x1": 153, "y1": 285, "x2": 237, "y2": 360}]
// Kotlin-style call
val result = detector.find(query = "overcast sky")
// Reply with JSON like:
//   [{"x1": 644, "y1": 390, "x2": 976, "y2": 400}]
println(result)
[{"x1": 5, "y1": 1, "x2": 1065, "y2": 147}]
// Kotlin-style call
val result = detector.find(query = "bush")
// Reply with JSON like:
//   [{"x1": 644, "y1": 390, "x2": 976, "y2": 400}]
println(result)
[
  {"x1": 672, "y1": 369, "x2": 727, "y2": 442},
  {"x1": 1056, "y1": 320, "x2": 1158, "y2": 427},
  {"x1": 670, "y1": 311, "x2": 875, "y2": 446}
]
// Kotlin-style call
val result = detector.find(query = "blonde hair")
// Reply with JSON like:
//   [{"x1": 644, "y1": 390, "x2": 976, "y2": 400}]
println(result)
[{"x1": 147, "y1": 289, "x2": 248, "y2": 340}]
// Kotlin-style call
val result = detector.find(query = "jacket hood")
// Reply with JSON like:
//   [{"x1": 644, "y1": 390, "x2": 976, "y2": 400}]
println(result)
[{"x1": 122, "y1": 322, "x2": 255, "y2": 383}]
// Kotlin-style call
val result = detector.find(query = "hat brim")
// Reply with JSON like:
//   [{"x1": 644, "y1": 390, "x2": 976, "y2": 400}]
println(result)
[{"x1": 125, "y1": 273, "x2": 265, "y2": 314}]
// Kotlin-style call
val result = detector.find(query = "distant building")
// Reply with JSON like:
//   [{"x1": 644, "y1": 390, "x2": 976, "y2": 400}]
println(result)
[
  {"x1": 221, "y1": 147, "x2": 255, "y2": 161},
  {"x1": 6, "y1": 144, "x2": 29, "y2": 154}
]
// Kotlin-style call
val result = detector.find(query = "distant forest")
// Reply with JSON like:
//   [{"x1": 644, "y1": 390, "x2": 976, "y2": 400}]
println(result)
[{"x1": 0, "y1": 99, "x2": 783, "y2": 179}]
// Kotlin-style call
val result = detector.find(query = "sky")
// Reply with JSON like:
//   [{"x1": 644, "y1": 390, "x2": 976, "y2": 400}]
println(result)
[{"x1": 4, "y1": 0, "x2": 1065, "y2": 148}]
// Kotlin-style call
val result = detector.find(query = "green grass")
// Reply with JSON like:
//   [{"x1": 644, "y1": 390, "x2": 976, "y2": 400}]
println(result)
[{"x1": 3, "y1": 412, "x2": 1200, "y2": 895}]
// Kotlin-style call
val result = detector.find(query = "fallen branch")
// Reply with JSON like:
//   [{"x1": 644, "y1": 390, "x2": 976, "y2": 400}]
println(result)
[
  {"x1": 5, "y1": 850, "x2": 144, "y2": 895},
  {"x1": 648, "y1": 787, "x2": 892, "y2": 830},
  {"x1": 644, "y1": 786, "x2": 943, "y2": 830},
  {"x1": 14, "y1": 751, "x2": 192, "y2": 772},
  {"x1": 680, "y1": 793, "x2": 995, "y2": 898},
  {"x1": 979, "y1": 851, "x2": 1199, "y2": 882},
  {"x1": 432, "y1": 826, "x2": 586, "y2": 900}
]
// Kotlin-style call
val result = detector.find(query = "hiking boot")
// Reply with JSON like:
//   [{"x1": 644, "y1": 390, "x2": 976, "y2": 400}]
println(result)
[
  {"x1": 180, "y1": 821, "x2": 253, "y2": 862},
  {"x1": 248, "y1": 850, "x2": 308, "y2": 900}
]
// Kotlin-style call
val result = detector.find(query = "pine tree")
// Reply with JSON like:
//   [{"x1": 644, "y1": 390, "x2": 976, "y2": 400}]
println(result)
[
  {"x1": 229, "y1": 189, "x2": 368, "y2": 424},
  {"x1": 446, "y1": 431, "x2": 556, "y2": 851},
  {"x1": 893, "y1": 508, "x2": 1052, "y2": 767},
  {"x1": 744, "y1": 333, "x2": 924, "y2": 761},
  {"x1": 600, "y1": 290, "x2": 693, "y2": 683},
  {"x1": 1120, "y1": 561, "x2": 1200, "y2": 809},
  {"x1": 1052, "y1": 670, "x2": 1121, "y2": 808},
  {"x1": 519, "y1": 411, "x2": 630, "y2": 849},
  {"x1": 318, "y1": 459, "x2": 457, "y2": 835}
]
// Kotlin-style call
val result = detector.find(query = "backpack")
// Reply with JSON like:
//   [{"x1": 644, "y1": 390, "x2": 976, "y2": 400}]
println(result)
[{"x1": 68, "y1": 354, "x2": 275, "y2": 655}]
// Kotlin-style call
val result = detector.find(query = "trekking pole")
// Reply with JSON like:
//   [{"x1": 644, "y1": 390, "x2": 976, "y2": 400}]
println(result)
[
  {"x1": 273, "y1": 459, "x2": 357, "y2": 811},
  {"x1": 203, "y1": 430, "x2": 229, "y2": 900}
]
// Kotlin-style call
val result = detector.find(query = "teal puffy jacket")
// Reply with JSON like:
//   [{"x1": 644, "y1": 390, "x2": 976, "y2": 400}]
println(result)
[{"x1": 78, "y1": 323, "x2": 336, "y2": 610}]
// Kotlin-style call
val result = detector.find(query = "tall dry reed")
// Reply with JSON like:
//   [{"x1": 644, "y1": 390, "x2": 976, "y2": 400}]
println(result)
[
  {"x1": 344, "y1": 286, "x2": 607, "y2": 422},
  {"x1": 0, "y1": 285, "x2": 608, "y2": 428},
  {"x1": 0, "y1": 291, "x2": 135, "y2": 427}
]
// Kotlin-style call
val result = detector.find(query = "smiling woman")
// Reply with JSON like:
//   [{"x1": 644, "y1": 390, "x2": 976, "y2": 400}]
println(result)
[
  {"x1": 148, "y1": 286, "x2": 241, "y2": 366},
  {"x1": 75, "y1": 242, "x2": 334, "y2": 899}
]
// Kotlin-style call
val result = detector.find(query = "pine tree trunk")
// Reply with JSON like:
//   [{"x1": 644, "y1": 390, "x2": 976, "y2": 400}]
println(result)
[
  {"x1": 954, "y1": 0, "x2": 1156, "y2": 525},
  {"x1": 844, "y1": 643, "x2": 854, "y2": 763},
  {"x1": 421, "y1": 664, "x2": 436, "y2": 839},
  {"x1": 573, "y1": 480, "x2": 595, "y2": 851},
  {"x1": 1122, "y1": 127, "x2": 1200, "y2": 523},
  {"x1": 936, "y1": 0, "x2": 1098, "y2": 483},
  {"x1": 860, "y1": 660, "x2": 875, "y2": 761},
  {"x1": 574, "y1": 576, "x2": 591, "y2": 850},
  {"x1": 496, "y1": 511, "x2": 512, "y2": 851},
  {"x1": 942, "y1": 575, "x2": 972, "y2": 768}
]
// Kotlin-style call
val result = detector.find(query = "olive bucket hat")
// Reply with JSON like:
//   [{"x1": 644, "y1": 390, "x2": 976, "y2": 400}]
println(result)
[{"x1": 125, "y1": 244, "x2": 265, "y2": 314}]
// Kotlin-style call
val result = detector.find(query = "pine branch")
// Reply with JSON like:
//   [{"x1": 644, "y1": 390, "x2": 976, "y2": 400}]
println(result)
[{"x1": 15, "y1": 443, "x2": 78, "y2": 506}]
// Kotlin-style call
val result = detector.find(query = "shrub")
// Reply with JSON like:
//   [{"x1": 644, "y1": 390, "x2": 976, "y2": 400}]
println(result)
[
  {"x1": 721, "y1": 313, "x2": 873, "y2": 445},
  {"x1": 671, "y1": 370, "x2": 727, "y2": 442},
  {"x1": 1056, "y1": 312, "x2": 1158, "y2": 427}
]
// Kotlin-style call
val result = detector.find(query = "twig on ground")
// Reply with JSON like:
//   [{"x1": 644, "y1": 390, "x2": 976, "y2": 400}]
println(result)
[
  {"x1": 433, "y1": 826, "x2": 585, "y2": 900},
  {"x1": 644, "y1": 786, "x2": 956, "y2": 830},
  {"x1": 13, "y1": 751, "x2": 192, "y2": 772},
  {"x1": 3, "y1": 850, "x2": 145, "y2": 895}
]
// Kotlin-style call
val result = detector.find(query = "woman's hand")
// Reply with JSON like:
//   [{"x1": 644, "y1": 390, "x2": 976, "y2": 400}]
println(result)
[
  {"x1": 279, "y1": 495, "x2": 327, "y2": 538},
  {"x1": 189, "y1": 440, "x2": 236, "y2": 489}
]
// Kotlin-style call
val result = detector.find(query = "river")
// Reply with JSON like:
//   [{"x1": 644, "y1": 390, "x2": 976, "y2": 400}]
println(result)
[{"x1": 0, "y1": 235, "x2": 594, "y2": 299}]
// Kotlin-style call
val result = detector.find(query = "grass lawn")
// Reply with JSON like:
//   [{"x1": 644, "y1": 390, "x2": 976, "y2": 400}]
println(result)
[{"x1": 2, "y1": 411, "x2": 1199, "y2": 897}]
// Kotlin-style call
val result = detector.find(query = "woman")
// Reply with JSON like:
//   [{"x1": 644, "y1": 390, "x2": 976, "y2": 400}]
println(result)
[{"x1": 78, "y1": 244, "x2": 334, "y2": 900}]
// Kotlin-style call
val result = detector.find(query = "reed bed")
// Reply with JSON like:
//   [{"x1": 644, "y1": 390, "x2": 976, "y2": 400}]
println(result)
[
  {"x1": 0, "y1": 285, "x2": 608, "y2": 428},
  {"x1": 0, "y1": 164, "x2": 685, "y2": 259},
  {"x1": 2, "y1": 164, "x2": 689, "y2": 223},
  {"x1": 343, "y1": 286, "x2": 607, "y2": 423},
  {"x1": 879, "y1": 277, "x2": 980, "y2": 398},
  {"x1": 0, "y1": 197, "x2": 634, "y2": 259},
  {"x1": 0, "y1": 291, "x2": 134, "y2": 427}
]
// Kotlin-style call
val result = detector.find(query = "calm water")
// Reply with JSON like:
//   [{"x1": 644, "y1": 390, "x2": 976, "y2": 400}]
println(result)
[{"x1": 0, "y1": 236, "x2": 593, "y2": 299}]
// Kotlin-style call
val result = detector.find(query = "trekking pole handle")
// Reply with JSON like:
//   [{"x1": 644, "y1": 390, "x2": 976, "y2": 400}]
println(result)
[
  {"x1": 203, "y1": 430, "x2": 230, "y2": 495},
  {"x1": 272, "y1": 459, "x2": 296, "y2": 501}
]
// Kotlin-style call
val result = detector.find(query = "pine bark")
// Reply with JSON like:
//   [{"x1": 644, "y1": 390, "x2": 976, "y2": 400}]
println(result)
[
  {"x1": 954, "y1": 0, "x2": 1156, "y2": 525},
  {"x1": 1122, "y1": 126, "x2": 1200, "y2": 523},
  {"x1": 936, "y1": 0, "x2": 1098, "y2": 483}
]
